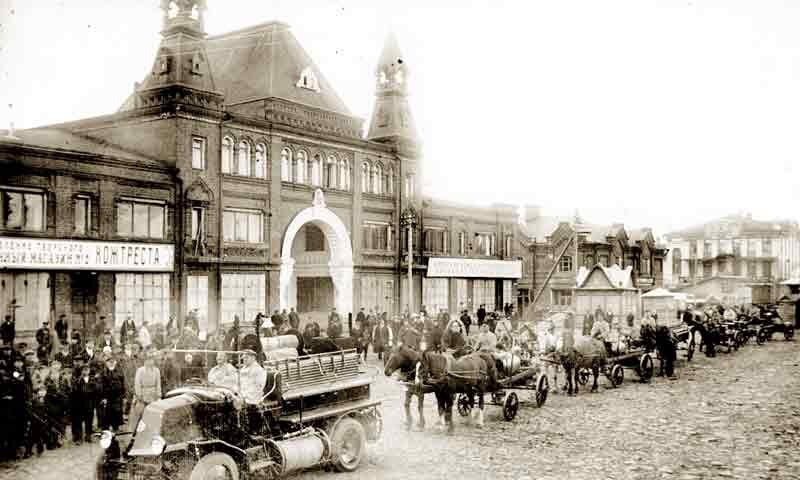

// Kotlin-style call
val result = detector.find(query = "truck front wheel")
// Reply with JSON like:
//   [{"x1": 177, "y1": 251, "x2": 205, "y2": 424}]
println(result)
[
  {"x1": 329, "y1": 417, "x2": 366, "y2": 472},
  {"x1": 189, "y1": 452, "x2": 239, "y2": 480}
]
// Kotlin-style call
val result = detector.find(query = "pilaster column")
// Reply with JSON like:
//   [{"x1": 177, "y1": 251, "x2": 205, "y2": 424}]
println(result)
[{"x1": 269, "y1": 136, "x2": 284, "y2": 262}]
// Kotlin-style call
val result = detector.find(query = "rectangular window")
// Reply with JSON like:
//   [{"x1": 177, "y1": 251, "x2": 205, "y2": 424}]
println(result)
[
  {"x1": 0, "y1": 272, "x2": 50, "y2": 332},
  {"x1": 306, "y1": 224, "x2": 325, "y2": 252},
  {"x1": 116, "y1": 199, "x2": 165, "y2": 239},
  {"x1": 763, "y1": 261, "x2": 772, "y2": 278},
  {"x1": 505, "y1": 234, "x2": 513, "y2": 257},
  {"x1": 599, "y1": 254, "x2": 609, "y2": 267},
  {"x1": 74, "y1": 195, "x2": 91, "y2": 235},
  {"x1": 220, "y1": 274, "x2": 265, "y2": 327},
  {"x1": 1, "y1": 188, "x2": 46, "y2": 231},
  {"x1": 223, "y1": 209, "x2": 263, "y2": 243},
  {"x1": 114, "y1": 273, "x2": 171, "y2": 328},
  {"x1": 553, "y1": 289, "x2": 573, "y2": 306},
  {"x1": 585, "y1": 255, "x2": 595, "y2": 268},
  {"x1": 475, "y1": 233, "x2": 496, "y2": 256},
  {"x1": 423, "y1": 228, "x2": 449, "y2": 254},
  {"x1": 735, "y1": 260, "x2": 743, "y2": 276},
  {"x1": 559, "y1": 255, "x2": 573, "y2": 272},
  {"x1": 191, "y1": 137, "x2": 206, "y2": 170},
  {"x1": 703, "y1": 261, "x2": 712, "y2": 278},
  {"x1": 187, "y1": 276, "x2": 209, "y2": 333},
  {"x1": 191, "y1": 207, "x2": 203, "y2": 240},
  {"x1": 473, "y1": 279, "x2": 496, "y2": 313},
  {"x1": 747, "y1": 240, "x2": 757, "y2": 257},
  {"x1": 703, "y1": 240, "x2": 712, "y2": 257},
  {"x1": 363, "y1": 222, "x2": 392, "y2": 251},
  {"x1": 422, "y1": 278, "x2": 449, "y2": 313},
  {"x1": 763, "y1": 239, "x2": 772, "y2": 256},
  {"x1": 748, "y1": 261, "x2": 758, "y2": 279}
]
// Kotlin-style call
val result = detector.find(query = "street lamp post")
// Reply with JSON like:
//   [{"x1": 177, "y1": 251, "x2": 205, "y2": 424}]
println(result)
[{"x1": 401, "y1": 206, "x2": 418, "y2": 316}]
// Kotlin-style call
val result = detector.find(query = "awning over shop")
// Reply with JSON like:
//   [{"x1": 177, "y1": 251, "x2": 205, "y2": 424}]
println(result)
[{"x1": 426, "y1": 257, "x2": 522, "y2": 279}]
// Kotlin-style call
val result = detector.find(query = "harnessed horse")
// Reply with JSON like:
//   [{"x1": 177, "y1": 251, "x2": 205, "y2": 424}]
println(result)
[{"x1": 384, "y1": 345, "x2": 430, "y2": 430}]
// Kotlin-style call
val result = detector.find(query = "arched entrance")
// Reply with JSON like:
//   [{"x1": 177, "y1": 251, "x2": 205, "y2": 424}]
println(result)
[{"x1": 279, "y1": 192, "x2": 353, "y2": 318}]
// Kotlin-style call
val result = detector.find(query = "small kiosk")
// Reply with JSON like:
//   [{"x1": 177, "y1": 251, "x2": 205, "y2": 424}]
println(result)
[{"x1": 572, "y1": 264, "x2": 641, "y2": 333}]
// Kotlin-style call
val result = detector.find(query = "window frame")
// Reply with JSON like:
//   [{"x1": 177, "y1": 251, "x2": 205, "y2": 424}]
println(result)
[
  {"x1": 1, "y1": 187, "x2": 47, "y2": 232},
  {"x1": 222, "y1": 208, "x2": 263, "y2": 244},
  {"x1": 281, "y1": 148, "x2": 292, "y2": 182},
  {"x1": 74, "y1": 194, "x2": 91, "y2": 235},
  {"x1": 116, "y1": 198, "x2": 166, "y2": 239},
  {"x1": 191, "y1": 136, "x2": 206, "y2": 170},
  {"x1": 254, "y1": 143, "x2": 267, "y2": 179},
  {"x1": 237, "y1": 140, "x2": 252, "y2": 177},
  {"x1": 221, "y1": 136, "x2": 234, "y2": 174},
  {"x1": 559, "y1": 255, "x2": 573, "y2": 273}
]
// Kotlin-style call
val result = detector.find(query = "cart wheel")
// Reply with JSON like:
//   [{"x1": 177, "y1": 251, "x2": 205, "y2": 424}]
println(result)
[
  {"x1": 756, "y1": 330, "x2": 767, "y2": 345},
  {"x1": 687, "y1": 338, "x2": 695, "y2": 361},
  {"x1": 535, "y1": 373, "x2": 549, "y2": 408},
  {"x1": 577, "y1": 368, "x2": 591, "y2": 386},
  {"x1": 638, "y1": 354, "x2": 654, "y2": 382},
  {"x1": 503, "y1": 392, "x2": 519, "y2": 421},
  {"x1": 785, "y1": 327, "x2": 794, "y2": 341},
  {"x1": 735, "y1": 332, "x2": 746, "y2": 348},
  {"x1": 610, "y1": 364, "x2": 624, "y2": 387},
  {"x1": 457, "y1": 394, "x2": 472, "y2": 417}
]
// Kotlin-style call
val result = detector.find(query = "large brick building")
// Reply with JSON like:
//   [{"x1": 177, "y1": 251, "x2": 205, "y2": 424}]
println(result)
[
  {"x1": 0, "y1": 2, "x2": 522, "y2": 339},
  {"x1": 517, "y1": 211, "x2": 667, "y2": 320}
]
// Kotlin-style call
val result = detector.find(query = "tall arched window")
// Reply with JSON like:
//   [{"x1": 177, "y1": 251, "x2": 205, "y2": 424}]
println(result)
[
  {"x1": 254, "y1": 143, "x2": 266, "y2": 179},
  {"x1": 281, "y1": 148, "x2": 292, "y2": 182},
  {"x1": 310, "y1": 154, "x2": 322, "y2": 186},
  {"x1": 237, "y1": 141, "x2": 251, "y2": 176},
  {"x1": 326, "y1": 154, "x2": 338, "y2": 189},
  {"x1": 361, "y1": 162, "x2": 370, "y2": 193},
  {"x1": 373, "y1": 163, "x2": 383, "y2": 194},
  {"x1": 339, "y1": 158, "x2": 350, "y2": 190},
  {"x1": 222, "y1": 136, "x2": 234, "y2": 173},
  {"x1": 295, "y1": 150, "x2": 307, "y2": 184},
  {"x1": 386, "y1": 166, "x2": 394, "y2": 195}
]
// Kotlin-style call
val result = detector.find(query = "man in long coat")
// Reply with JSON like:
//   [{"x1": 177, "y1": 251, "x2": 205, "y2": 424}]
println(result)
[
  {"x1": 71, "y1": 363, "x2": 97, "y2": 444},
  {"x1": 100, "y1": 356, "x2": 126, "y2": 431}
]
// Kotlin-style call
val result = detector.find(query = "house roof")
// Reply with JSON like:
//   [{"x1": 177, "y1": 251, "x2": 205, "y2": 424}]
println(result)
[
  {"x1": 0, "y1": 128, "x2": 165, "y2": 166},
  {"x1": 524, "y1": 216, "x2": 572, "y2": 242},
  {"x1": 575, "y1": 264, "x2": 635, "y2": 289},
  {"x1": 665, "y1": 213, "x2": 799, "y2": 239},
  {"x1": 203, "y1": 21, "x2": 352, "y2": 115}
]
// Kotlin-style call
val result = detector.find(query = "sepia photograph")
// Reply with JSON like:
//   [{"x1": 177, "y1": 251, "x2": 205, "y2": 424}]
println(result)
[{"x1": 0, "y1": 1, "x2": 799, "y2": 479}]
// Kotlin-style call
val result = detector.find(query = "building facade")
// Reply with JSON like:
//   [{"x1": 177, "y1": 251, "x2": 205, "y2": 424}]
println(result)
[
  {"x1": 1, "y1": 2, "x2": 521, "y2": 339},
  {"x1": 518, "y1": 214, "x2": 667, "y2": 320},
  {"x1": 663, "y1": 214, "x2": 800, "y2": 304}
]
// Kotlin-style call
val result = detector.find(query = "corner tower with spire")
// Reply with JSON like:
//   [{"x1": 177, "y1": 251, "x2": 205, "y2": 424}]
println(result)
[
  {"x1": 367, "y1": 33, "x2": 419, "y2": 155},
  {"x1": 123, "y1": 0, "x2": 223, "y2": 115}
]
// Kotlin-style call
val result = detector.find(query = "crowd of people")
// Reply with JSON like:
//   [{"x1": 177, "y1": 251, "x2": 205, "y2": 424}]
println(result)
[{"x1": 0, "y1": 301, "x2": 517, "y2": 461}]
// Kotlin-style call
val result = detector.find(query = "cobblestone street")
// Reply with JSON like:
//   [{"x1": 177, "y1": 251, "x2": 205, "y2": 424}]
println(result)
[{"x1": 2, "y1": 340, "x2": 799, "y2": 480}]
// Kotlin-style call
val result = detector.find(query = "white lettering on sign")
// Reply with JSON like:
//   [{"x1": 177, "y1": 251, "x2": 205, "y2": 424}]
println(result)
[
  {"x1": 427, "y1": 257, "x2": 522, "y2": 279},
  {"x1": 0, "y1": 236, "x2": 174, "y2": 272}
]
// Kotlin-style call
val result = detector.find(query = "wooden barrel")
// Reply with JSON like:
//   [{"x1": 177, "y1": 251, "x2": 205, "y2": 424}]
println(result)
[{"x1": 261, "y1": 335, "x2": 299, "y2": 352}]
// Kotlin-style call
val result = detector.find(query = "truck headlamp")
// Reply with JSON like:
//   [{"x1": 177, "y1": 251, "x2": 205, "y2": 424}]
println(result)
[{"x1": 99, "y1": 431, "x2": 114, "y2": 449}]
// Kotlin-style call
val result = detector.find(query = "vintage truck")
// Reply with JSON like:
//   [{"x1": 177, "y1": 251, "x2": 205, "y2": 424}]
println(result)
[{"x1": 96, "y1": 346, "x2": 382, "y2": 479}]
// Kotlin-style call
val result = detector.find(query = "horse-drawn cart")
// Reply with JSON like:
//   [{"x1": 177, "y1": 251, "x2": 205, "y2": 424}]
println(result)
[
  {"x1": 456, "y1": 350, "x2": 549, "y2": 421},
  {"x1": 576, "y1": 345, "x2": 655, "y2": 388}
]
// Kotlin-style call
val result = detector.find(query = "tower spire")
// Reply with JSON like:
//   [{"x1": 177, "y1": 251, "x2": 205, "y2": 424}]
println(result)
[{"x1": 367, "y1": 33, "x2": 418, "y2": 149}]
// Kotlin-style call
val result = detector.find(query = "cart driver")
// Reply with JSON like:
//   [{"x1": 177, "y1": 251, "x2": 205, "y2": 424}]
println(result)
[
  {"x1": 208, "y1": 352, "x2": 238, "y2": 391},
  {"x1": 238, "y1": 349, "x2": 267, "y2": 405},
  {"x1": 591, "y1": 314, "x2": 612, "y2": 356}
]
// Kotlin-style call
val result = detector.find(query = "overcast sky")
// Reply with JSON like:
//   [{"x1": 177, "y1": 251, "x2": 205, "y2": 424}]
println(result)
[{"x1": 2, "y1": 0, "x2": 800, "y2": 238}]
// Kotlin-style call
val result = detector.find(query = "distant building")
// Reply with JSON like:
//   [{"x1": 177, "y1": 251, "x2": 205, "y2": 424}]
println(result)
[
  {"x1": 517, "y1": 212, "x2": 667, "y2": 320},
  {"x1": 663, "y1": 213, "x2": 800, "y2": 304}
]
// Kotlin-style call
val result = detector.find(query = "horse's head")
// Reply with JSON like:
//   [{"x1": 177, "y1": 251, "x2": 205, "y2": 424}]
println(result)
[{"x1": 384, "y1": 345, "x2": 420, "y2": 378}]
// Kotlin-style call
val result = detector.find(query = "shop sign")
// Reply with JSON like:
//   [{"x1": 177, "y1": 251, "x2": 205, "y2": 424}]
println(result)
[
  {"x1": 427, "y1": 257, "x2": 522, "y2": 279},
  {"x1": 0, "y1": 236, "x2": 174, "y2": 272}
]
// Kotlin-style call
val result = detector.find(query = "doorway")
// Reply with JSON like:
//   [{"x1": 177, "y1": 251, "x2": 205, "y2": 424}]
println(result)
[{"x1": 71, "y1": 272, "x2": 99, "y2": 335}]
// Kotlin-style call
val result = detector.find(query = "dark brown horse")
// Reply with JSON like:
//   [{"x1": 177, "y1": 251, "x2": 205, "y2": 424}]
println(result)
[
  {"x1": 419, "y1": 350, "x2": 498, "y2": 433},
  {"x1": 384, "y1": 345, "x2": 429, "y2": 430},
  {"x1": 545, "y1": 336, "x2": 607, "y2": 395}
]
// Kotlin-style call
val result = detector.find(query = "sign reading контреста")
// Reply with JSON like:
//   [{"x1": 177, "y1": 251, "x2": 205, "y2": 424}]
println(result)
[{"x1": 0, "y1": 236, "x2": 175, "y2": 272}]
